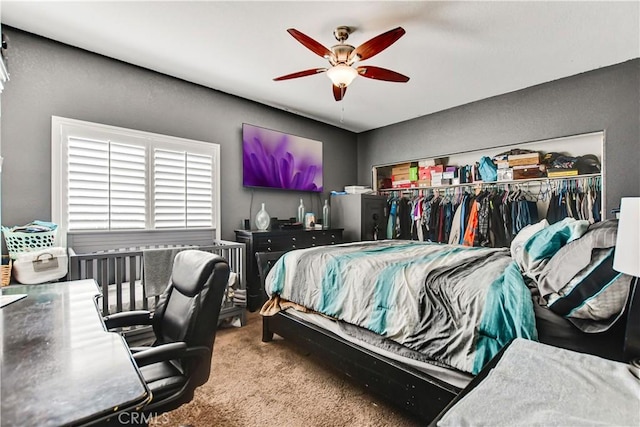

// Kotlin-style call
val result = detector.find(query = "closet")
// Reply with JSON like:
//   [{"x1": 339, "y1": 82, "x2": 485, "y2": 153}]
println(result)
[{"x1": 372, "y1": 131, "x2": 604, "y2": 248}]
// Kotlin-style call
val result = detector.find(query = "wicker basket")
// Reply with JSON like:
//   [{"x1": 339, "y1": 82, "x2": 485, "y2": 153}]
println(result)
[
  {"x1": 1, "y1": 256, "x2": 11, "y2": 286},
  {"x1": 2, "y1": 227, "x2": 57, "y2": 259}
]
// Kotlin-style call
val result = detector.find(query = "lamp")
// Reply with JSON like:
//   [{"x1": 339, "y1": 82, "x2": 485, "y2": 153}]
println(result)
[
  {"x1": 613, "y1": 197, "x2": 640, "y2": 367},
  {"x1": 326, "y1": 64, "x2": 358, "y2": 87}
]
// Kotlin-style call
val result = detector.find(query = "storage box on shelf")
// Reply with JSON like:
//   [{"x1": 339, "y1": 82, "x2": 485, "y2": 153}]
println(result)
[
  {"x1": 507, "y1": 152, "x2": 541, "y2": 167},
  {"x1": 372, "y1": 131, "x2": 603, "y2": 194}
]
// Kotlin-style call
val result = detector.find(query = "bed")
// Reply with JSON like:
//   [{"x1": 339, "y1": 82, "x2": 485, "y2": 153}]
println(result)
[{"x1": 259, "y1": 218, "x2": 638, "y2": 423}]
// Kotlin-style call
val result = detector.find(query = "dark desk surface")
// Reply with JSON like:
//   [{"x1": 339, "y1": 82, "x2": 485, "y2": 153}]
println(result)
[{"x1": 1, "y1": 280, "x2": 149, "y2": 426}]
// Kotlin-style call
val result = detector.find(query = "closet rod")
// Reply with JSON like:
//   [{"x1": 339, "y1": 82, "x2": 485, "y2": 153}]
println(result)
[{"x1": 377, "y1": 173, "x2": 601, "y2": 195}]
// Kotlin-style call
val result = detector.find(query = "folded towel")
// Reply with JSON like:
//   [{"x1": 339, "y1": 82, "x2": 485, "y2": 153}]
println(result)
[{"x1": 142, "y1": 247, "x2": 186, "y2": 297}]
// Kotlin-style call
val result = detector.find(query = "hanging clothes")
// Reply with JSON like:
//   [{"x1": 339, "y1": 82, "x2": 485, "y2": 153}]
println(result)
[{"x1": 378, "y1": 176, "x2": 601, "y2": 248}]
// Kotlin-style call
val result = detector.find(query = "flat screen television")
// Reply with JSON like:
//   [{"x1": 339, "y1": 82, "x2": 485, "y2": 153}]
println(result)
[{"x1": 242, "y1": 123, "x2": 323, "y2": 192}]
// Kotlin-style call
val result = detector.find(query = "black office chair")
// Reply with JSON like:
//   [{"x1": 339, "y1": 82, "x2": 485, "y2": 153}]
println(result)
[{"x1": 104, "y1": 249, "x2": 230, "y2": 414}]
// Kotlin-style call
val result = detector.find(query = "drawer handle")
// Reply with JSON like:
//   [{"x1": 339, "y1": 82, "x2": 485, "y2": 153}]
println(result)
[
  {"x1": 267, "y1": 239, "x2": 272, "y2": 243},
  {"x1": 292, "y1": 237, "x2": 296, "y2": 241},
  {"x1": 331, "y1": 234, "x2": 336, "y2": 238},
  {"x1": 311, "y1": 243, "x2": 316, "y2": 247},
  {"x1": 292, "y1": 245, "x2": 296, "y2": 249},
  {"x1": 312, "y1": 236, "x2": 316, "y2": 240},
  {"x1": 267, "y1": 247, "x2": 272, "y2": 252}
]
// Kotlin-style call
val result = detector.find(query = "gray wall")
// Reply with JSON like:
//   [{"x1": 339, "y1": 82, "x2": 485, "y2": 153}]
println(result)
[
  {"x1": 2, "y1": 26, "x2": 638, "y2": 248},
  {"x1": 358, "y1": 59, "x2": 640, "y2": 214},
  {"x1": 0, "y1": 27, "x2": 358, "y2": 241}
]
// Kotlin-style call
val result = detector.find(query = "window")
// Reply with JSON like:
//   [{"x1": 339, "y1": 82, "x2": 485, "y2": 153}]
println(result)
[{"x1": 52, "y1": 117, "x2": 220, "y2": 245}]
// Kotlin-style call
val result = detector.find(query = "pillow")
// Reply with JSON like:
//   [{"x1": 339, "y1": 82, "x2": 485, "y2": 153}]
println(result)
[
  {"x1": 510, "y1": 219, "x2": 549, "y2": 262},
  {"x1": 536, "y1": 220, "x2": 631, "y2": 333},
  {"x1": 545, "y1": 249, "x2": 632, "y2": 332},
  {"x1": 512, "y1": 217, "x2": 589, "y2": 281}
]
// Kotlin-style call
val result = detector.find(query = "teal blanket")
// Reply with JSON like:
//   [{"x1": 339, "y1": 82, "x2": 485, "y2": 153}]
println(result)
[{"x1": 266, "y1": 240, "x2": 537, "y2": 374}]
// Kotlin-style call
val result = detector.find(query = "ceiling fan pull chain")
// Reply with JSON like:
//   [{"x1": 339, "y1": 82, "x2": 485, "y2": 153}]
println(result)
[{"x1": 340, "y1": 86, "x2": 345, "y2": 123}]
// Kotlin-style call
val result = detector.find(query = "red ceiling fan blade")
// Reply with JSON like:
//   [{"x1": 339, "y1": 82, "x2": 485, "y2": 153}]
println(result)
[
  {"x1": 287, "y1": 28, "x2": 332, "y2": 59},
  {"x1": 333, "y1": 84, "x2": 347, "y2": 101},
  {"x1": 357, "y1": 66, "x2": 410, "y2": 82},
  {"x1": 273, "y1": 68, "x2": 327, "y2": 81},
  {"x1": 350, "y1": 27, "x2": 406, "y2": 62}
]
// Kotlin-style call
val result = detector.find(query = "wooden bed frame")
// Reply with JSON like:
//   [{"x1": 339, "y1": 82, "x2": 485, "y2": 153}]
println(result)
[{"x1": 258, "y1": 251, "x2": 640, "y2": 424}]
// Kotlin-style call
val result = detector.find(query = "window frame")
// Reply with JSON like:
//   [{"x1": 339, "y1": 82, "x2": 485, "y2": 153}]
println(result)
[{"x1": 52, "y1": 116, "x2": 221, "y2": 247}]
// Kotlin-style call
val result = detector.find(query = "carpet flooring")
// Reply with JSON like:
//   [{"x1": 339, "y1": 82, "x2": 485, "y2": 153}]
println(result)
[{"x1": 151, "y1": 311, "x2": 421, "y2": 427}]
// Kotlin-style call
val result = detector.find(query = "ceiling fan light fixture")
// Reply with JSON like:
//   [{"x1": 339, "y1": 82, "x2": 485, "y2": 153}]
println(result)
[{"x1": 326, "y1": 64, "x2": 358, "y2": 87}]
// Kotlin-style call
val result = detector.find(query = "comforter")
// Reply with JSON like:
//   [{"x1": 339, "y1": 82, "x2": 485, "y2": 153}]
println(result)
[{"x1": 265, "y1": 240, "x2": 536, "y2": 374}]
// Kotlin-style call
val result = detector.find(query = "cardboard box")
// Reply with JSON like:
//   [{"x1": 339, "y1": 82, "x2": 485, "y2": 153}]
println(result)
[
  {"x1": 430, "y1": 172, "x2": 443, "y2": 186},
  {"x1": 547, "y1": 168, "x2": 579, "y2": 178},
  {"x1": 508, "y1": 153, "x2": 540, "y2": 167},
  {"x1": 496, "y1": 160, "x2": 510, "y2": 169},
  {"x1": 392, "y1": 179, "x2": 415, "y2": 189},
  {"x1": 391, "y1": 163, "x2": 412, "y2": 175},
  {"x1": 442, "y1": 171, "x2": 455, "y2": 179},
  {"x1": 409, "y1": 167, "x2": 418, "y2": 182},
  {"x1": 416, "y1": 179, "x2": 431, "y2": 187},
  {"x1": 418, "y1": 167, "x2": 430, "y2": 180},
  {"x1": 392, "y1": 172, "x2": 411, "y2": 182},
  {"x1": 418, "y1": 159, "x2": 435, "y2": 168},
  {"x1": 344, "y1": 186, "x2": 371, "y2": 194}
]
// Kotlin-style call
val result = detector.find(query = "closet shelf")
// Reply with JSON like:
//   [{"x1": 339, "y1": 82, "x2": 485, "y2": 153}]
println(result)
[{"x1": 377, "y1": 173, "x2": 601, "y2": 193}]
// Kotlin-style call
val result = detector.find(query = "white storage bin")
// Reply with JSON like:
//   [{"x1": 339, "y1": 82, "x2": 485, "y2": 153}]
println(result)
[{"x1": 13, "y1": 247, "x2": 68, "y2": 285}]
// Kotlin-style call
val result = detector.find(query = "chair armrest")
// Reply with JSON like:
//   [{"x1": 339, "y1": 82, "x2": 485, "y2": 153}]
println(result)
[
  {"x1": 129, "y1": 346, "x2": 152, "y2": 354},
  {"x1": 133, "y1": 342, "x2": 210, "y2": 367},
  {"x1": 104, "y1": 310, "x2": 153, "y2": 329}
]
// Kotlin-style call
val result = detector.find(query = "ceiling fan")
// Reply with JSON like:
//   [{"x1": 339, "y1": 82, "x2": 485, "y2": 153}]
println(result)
[{"x1": 273, "y1": 26, "x2": 410, "y2": 101}]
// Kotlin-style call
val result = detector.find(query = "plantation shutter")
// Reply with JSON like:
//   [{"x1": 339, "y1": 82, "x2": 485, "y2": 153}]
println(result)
[
  {"x1": 109, "y1": 142, "x2": 146, "y2": 229},
  {"x1": 186, "y1": 153, "x2": 213, "y2": 227},
  {"x1": 154, "y1": 149, "x2": 213, "y2": 228},
  {"x1": 67, "y1": 137, "x2": 146, "y2": 230}
]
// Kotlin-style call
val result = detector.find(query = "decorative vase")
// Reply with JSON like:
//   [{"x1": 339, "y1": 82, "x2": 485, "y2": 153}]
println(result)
[
  {"x1": 297, "y1": 198, "x2": 305, "y2": 224},
  {"x1": 322, "y1": 199, "x2": 331, "y2": 229},
  {"x1": 255, "y1": 203, "x2": 270, "y2": 231}
]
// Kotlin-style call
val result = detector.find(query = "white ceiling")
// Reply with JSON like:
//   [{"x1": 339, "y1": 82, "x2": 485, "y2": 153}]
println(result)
[{"x1": 2, "y1": 1, "x2": 639, "y2": 133}]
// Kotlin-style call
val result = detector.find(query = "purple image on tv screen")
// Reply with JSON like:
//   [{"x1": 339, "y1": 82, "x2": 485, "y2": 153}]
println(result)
[{"x1": 242, "y1": 124, "x2": 323, "y2": 192}]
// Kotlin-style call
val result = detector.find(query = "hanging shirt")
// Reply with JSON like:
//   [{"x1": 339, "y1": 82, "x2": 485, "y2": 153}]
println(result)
[
  {"x1": 463, "y1": 200, "x2": 479, "y2": 246},
  {"x1": 449, "y1": 203, "x2": 464, "y2": 245}
]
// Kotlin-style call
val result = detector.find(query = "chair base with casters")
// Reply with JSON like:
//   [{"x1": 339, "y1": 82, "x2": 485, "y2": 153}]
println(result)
[{"x1": 103, "y1": 250, "x2": 230, "y2": 422}]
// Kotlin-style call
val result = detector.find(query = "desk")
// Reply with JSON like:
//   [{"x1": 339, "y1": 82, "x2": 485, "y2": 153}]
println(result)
[{"x1": 1, "y1": 280, "x2": 150, "y2": 426}]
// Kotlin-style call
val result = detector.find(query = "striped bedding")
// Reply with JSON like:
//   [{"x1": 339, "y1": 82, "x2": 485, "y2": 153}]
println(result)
[{"x1": 265, "y1": 240, "x2": 537, "y2": 374}]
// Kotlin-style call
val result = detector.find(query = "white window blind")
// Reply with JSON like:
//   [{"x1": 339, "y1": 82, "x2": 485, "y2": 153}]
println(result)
[
  {"x1": 67, "y1": 137, "x2": 110, "y2": 230},
  {"x1": 109, "y1": 142, "x2": 146, "y2": 229},
  {"x1": 67, "y1": 138, "x2": 146, "y2": 230},
  {"x1": 53, "y1": 116, "x2": 221, "y2": 245},
  {"x1": 154, "y1": 150, "x2": 213, "y2": 228}
]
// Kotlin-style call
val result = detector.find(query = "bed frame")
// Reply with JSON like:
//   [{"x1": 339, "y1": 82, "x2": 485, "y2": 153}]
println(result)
[
  {"x1": 259, "y1": 251, "x2": 640, "y2": 424},
  {"x1": 262, "y1": 311, "x2": 460, "y2": 422}
]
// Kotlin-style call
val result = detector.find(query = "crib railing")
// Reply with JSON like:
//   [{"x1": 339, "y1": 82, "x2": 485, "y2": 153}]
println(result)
[{"x1": 68, "y1": 240, "x2": 246, "y2": 326}]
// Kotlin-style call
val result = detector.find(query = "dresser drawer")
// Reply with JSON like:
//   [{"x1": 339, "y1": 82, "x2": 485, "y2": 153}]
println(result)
[
  {"x1": 254, "y1": 234, "x2": 305, "y2": 251},
  {"x1": 311, "y1": 230, "x2": 343, "y2": 246}
]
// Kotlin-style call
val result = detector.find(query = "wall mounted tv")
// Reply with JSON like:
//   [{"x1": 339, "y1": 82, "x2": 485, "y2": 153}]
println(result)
[{"x1": 242, "y1": 123, "x2": 323, "y2": 192}]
